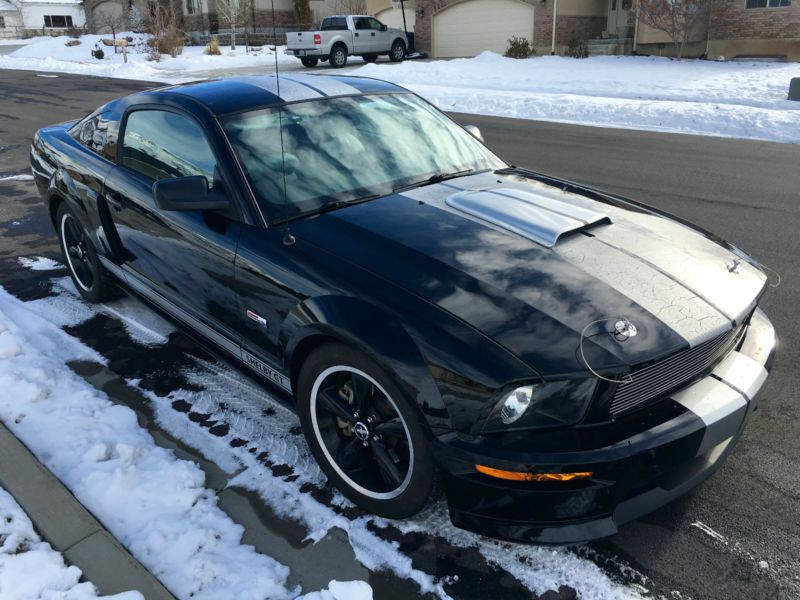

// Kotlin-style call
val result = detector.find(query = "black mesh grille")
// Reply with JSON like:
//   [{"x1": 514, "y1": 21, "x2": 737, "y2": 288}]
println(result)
[{"x1": 610, "y1": 324, "x2": 745, "y2": 416}]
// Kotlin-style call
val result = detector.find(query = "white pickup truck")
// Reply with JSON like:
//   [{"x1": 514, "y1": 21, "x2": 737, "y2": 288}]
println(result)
[{"x1": 286, "y1": 15, "x2": 408, "y2": 68}]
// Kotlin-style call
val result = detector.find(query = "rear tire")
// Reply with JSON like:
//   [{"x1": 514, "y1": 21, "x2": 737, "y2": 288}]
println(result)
[
  {"x1": 300, "y1": 56, "x2": 319, "y2": 68},
  {"x1": 296, "y1": 343, "x2": 434, "y2": 519},
  {"x1": 362, "y1": 54, "x2": 378, "y2": 63},
  {"x1": 389, "y1": 40, "x2": 405, "y2": 62},
  {"x1": 329, "y1": 45, "x2": 348, "y2": 68},
  {"x1": 56, "y1": 202, "x2": 116, "y2": 303}
]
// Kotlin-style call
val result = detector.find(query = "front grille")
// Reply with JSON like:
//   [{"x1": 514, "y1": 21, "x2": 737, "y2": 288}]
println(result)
[{"x1": 610, "y1": 324, "x2": 746, "y2": 416}]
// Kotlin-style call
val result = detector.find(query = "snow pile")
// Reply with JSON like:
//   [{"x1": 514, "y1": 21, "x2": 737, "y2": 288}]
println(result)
[
  {"x1": 0, "y1": 486, "x2": 142, "y2": 600},
  {"x1": 0, "y1": 32, "x2": 295, "y2": 82},
  {"x1": 0, "y1": 285, "x2": 295, "y2": 600},
  {"x1": 17, "y1": 256, "x2": 62, "y2": 271},
  {"x1": 298, "y1": 580, "x2": 372, "y2": 600},
  {"x1": 356, "y1": 53, "x2": 800, "y2": 143}
]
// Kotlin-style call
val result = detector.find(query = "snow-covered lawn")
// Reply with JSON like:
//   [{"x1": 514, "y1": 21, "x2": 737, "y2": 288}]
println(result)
[
  {"x1": 355, "y1": 52, "x2": 800, "y2": 143},
  {"x1": 1, "y1": 32, "x2": 798, "y2": 143},
  {"x1": 0, "y1": 33, "x2": 294, "y2": 82},
  {"x1": 0, "y1": 486, "x2": 141, "y2": 600},
  {"x1": 0, "y1": 257, "x2": 645, "y2": 600},
  {"x1": 0, "y1": 268, "x2": 371, "y2": 600}
]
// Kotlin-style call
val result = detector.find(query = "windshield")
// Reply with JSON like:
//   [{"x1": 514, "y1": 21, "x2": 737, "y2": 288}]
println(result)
[{"x1": 222, "y1": 93, "x2": 506, "y2": 222}]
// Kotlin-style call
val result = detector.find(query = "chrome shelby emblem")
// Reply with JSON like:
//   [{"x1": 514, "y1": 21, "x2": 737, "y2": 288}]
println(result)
[
  {"x1": 353, "y1": 421, "x2": 370, "y2": 441},
  {"x1": 727, "y1": 258, "x2": 741, "y2": 274}
]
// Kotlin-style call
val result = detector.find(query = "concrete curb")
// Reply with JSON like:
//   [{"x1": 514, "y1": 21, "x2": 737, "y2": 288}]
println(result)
[{"x1": 0, "y1": 421, "x2": 175, "y2": 599}]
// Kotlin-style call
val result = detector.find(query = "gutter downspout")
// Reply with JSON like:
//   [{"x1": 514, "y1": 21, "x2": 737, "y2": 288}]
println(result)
[
  {"x1": 550, "y1": 0, "x2": 558, "y2": 55},
  {"x1": 632, "y1": 0, "x2": 639, "y2": 53}
]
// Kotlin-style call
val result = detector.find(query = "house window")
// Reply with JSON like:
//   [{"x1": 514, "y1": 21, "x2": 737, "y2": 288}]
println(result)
[
  {"x1": 0, "y1": 16, "x2": 5, "y2": 29},
  {"x1": 44, "y1": 15, "x2": 74, "y2": 28},
  {"x1": 746, "y1": 0, "x2": 790, "y2": 7},
  {"x1": 186, "y1": 0, "x2": 195, "y2": 14}
]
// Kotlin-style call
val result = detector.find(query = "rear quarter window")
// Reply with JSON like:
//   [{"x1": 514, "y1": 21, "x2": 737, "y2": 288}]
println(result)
[{"x1": 70, "y1": 112, "x2": 119, "y2": 161}]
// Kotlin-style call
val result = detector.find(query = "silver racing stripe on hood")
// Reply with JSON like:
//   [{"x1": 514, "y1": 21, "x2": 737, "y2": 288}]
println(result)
[
  {"x1": 590, "y1": 211, "x2": 766, "y2": 322},
  {"x1": 555, "y1": 235, "x2": 731, "y2": 346}
]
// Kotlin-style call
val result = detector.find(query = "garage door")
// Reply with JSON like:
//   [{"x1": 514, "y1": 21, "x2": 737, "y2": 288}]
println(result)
[
  {"x1": 376, "y1": 6, "x2": 415, "y2": 32},
  {"x1": 433, "y1": 0, "x2": 534, "y2": 58}
]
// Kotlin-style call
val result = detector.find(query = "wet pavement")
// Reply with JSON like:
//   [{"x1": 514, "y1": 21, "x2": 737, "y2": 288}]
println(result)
[{"x1": 2, "y1": 69, "x2": 798, "y2": 600}]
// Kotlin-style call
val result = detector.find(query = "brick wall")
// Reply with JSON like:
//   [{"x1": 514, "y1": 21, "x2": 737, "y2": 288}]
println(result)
[{"x1": 709, "y1": 0, "x2": 800, "y2": 40}]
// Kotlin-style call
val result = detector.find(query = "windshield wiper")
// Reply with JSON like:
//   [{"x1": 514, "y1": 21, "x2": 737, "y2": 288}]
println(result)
[
  {"x1": 273, "y1": 193, "x2": 381, "y2": 226},
  {"x1": 393, "y1": 168, "x2": 480, "y2": 193}
]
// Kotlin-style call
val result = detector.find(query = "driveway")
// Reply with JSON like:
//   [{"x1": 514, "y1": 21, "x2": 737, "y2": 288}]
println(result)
[{"x1": 1, "y1": 69, "x2": 797, "y2": 600}]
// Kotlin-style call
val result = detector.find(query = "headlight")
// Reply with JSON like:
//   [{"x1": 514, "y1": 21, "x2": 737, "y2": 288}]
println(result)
[{"x1": 482, "y1": 379, "x2": 598, "y2": 433}]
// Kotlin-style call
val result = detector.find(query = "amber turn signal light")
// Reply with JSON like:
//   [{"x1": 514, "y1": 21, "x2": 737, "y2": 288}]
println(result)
[{"x1": 475, "y1": 464, "x2": 592, "y2": 482}]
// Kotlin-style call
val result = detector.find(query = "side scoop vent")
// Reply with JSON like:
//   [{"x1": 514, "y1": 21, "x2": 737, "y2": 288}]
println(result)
[{"x1": 446, "y1": 188, "x2": 611, "y2": 248}]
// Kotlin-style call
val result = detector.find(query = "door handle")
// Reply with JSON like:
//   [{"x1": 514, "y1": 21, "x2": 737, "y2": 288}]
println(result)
[
  {"x1": 355, "y1": 32, "x2": 359, "y2": 36},
  {"x1": 107, "y1": 192, "x2": 125, "y2": 212},
  {"x1": 371, "y1": 32, "x2": 375, "y2": 36}
]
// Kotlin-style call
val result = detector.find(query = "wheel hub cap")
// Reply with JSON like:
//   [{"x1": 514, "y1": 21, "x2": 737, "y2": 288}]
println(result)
[{"x1": 353, "y1": 421, "x2": 370, "y2": 441}]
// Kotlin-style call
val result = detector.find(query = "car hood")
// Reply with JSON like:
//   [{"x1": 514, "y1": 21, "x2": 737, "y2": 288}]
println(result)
[{"x1": 294, "y1": 171, "x2": 767, "y2": 377}]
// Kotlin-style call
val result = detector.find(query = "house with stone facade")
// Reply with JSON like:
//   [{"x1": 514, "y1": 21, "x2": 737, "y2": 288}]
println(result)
[{"x1": 365, "y1": 0, "x2": 798, "y2": 61}]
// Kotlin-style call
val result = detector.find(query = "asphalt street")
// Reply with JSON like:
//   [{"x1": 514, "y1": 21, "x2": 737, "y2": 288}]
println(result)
[{"x1": 1, "y1": 70, "x2": 798, "y2": 600}]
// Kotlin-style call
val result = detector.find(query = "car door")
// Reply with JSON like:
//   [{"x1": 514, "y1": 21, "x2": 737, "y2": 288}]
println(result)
[
  {"x1": 102, "y1": 107, "x2": 244, "y2": 350},
  {"x1": 366, "y1": 17, "x2": 389, "y2": 52},
  {"x1": 352, "y1": 16, "x2": 374, "y2": 53}
]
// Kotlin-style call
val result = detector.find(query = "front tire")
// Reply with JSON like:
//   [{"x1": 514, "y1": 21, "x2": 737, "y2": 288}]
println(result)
[
  {"x1": 300, "y1": 56, "x2": 319, "y2": 68},
  {"x1": 56, "y1": 202, "x2": 115, "y2": 303},
  {"x1": 389, "y1": 40, "x2": 405, "y2": 62},
  {"x1": 297, "y1": 343, "x2": 434, "y2": 519},
  {"x1": 329, "y1": 45, "x2": 348, "y2": 68}
]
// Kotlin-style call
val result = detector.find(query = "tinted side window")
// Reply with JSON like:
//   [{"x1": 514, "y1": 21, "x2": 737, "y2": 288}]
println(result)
[
  {"x1": 354, "y1": 17, "x2": 370, "y2": 30},
  {"x1": 72, "y1": 112, "x2": 119, "y2": 161},
  {"x1": 368, "y1": 18, "x2": 383, "y2": 30},
  {"x1": 321, "y1": 16, "x2": 347, "y2": 30},
  {"x1": 121, "y1": 110, "x2": 217, "y2": 185}
]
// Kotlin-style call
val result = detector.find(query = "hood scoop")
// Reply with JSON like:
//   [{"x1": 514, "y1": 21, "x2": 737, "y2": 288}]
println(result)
[{"x1": 445, "y1": 187, "x2": 611, "y2": 248}]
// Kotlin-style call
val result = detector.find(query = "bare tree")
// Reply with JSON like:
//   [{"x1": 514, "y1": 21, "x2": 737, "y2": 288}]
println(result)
[
  {"x1": 293, "y1": 0, "x2": 312, "y2": 27},
  {"x1": 216, "y1": 0, "x2": 253, "y2": 50},
  {"x1": 145, "y1": 0, "x2": 184, "y2": 60},
  {"x1": 636, "y1": 0, "x2": 719, "y2": 59},
  {"x1": 94, "y1": 10, "x2": 126, "y2": 53}
]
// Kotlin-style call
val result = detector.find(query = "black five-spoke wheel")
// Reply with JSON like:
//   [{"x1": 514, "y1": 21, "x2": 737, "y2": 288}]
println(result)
[
  {"x1": 56, "y1": 203, "x2": 114, "y2": 303},
  {"x1": 312, "y1": 365, "x2": 412, "y2": 498},
  {"x1": 298, "y1": 344, "x2": 434, "y2": 518}
]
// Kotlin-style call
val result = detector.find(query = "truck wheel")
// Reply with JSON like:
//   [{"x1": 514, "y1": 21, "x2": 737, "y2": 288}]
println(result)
[
  {"x1": 389, "y1": 40, "x2": 405, "y2": 62},
  {"x1": 300, "y1": 57, "x2": 319, "y2": 68},
  {"x1": 362, "y1": 54, "x2": 378, "y2": 63},
  {"x1": 329, "y1": 45, "x2": 348, "y2": 68}
]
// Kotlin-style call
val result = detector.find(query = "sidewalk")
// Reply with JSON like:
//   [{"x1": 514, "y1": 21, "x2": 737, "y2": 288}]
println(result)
[{"x1": 0, "y1": 421, "x2": 174, "y2": 599}]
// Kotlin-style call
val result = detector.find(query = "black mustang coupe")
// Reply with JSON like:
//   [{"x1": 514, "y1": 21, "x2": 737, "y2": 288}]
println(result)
[{"x1": 30, "y1": 74, "x2": 777, "y2": 544}]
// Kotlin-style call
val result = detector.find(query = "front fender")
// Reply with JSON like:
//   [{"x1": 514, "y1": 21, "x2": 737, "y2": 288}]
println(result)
[{"x1": 281, "y1": 295, "x2": 450, "y2": 432}]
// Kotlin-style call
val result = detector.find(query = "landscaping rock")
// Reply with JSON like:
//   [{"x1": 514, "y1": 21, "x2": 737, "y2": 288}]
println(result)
[
  {"x1": 65, "y1": 40, "x2": 81, "y2": 47},
  {"x1": 790, "y1": 78, "x2": 800, "y2": 101}
]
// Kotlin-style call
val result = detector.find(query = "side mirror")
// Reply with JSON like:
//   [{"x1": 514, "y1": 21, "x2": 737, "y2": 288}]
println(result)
[
  {"x1": 153, "y1": 176, "x2": 230, "y2": 211},
  {"x1": 380, "y1": 24, "x2": 387, "y2": 31},
  {"x1": 464, "y1": 125, "x2": 483, "y2": 142}
]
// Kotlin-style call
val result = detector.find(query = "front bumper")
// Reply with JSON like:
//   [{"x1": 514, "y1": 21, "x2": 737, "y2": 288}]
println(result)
[{"x1": 439, "y1": 308, "x2": 777, "y2": 544}]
